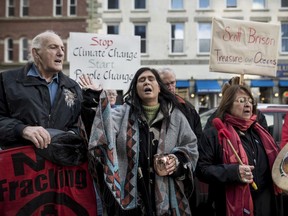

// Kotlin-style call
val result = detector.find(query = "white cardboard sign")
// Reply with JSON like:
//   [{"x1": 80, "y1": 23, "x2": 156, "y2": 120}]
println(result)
[
  {"x1": 209, "y1": 17, "x2": 280, "y2": 77},
  {"x1": 69, "y1": 32, "x2": 141, "y2": 90}
]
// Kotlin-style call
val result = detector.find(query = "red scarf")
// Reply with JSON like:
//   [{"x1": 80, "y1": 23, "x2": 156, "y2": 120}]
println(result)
[{"x1": 218, "y1": 114, "x2": 279, "y2": 216}]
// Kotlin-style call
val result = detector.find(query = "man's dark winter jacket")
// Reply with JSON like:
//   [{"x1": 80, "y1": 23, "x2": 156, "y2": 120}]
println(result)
[
  {"x1": 0, "y1": 63, "x2": 82, "y2": 148},
  {"x1": 176, "y1": 95, "x2": 202, "y2": 142}
]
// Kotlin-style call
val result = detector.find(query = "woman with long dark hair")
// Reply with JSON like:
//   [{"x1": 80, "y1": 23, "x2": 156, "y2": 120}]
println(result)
[{"x1": 80, "y1": 67, "x2": 198, "y2": 216}]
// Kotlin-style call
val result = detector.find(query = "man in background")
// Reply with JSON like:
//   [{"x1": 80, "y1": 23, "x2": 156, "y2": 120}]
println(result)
[
  {"x1": 105, "y1": 89, "x2": 118, "y2": 108},
  {"x1": 159, "y1": 68, "x2": 202, "y2": 140}
]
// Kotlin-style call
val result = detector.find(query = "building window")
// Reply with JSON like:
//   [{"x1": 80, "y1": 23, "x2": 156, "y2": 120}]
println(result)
[
  {"x1": 7, "y1": 0, "x2": 15, "y2": 17},
  {"x1": 171, "y1": 23, "x2": 184, "y2": 53},
  {"x1": 68, "y1": 0, "x2": 77, "y2": 16},
  {"x1": 252, "y1": 0, "x2": 265, "y2": 9},
  {"x1": 19, "y1": 38, "x2": 29, "y2": 62},
  {"x1": 5, "y1": 38, "x2": 14, "y2": 62},
  {"x1": 171, "y1": 0, "x2": 183, "y2": 9},
  {"x1": 54, "y1": 0, "x2": 62, "y2": 16},
  {"x1": 134, "y1": 0, "x2": 146, "y2": 9},
  {"x1": 282, "y1": 23, "x2": 288, "y2": 53},
  {"x1": 21, "y1": 0, "x2": 29, "y2": 16},
  {"x1": 198, "y1": 22, "x2": 211, "y2": 54},
  {"x1": 108, "y1": 0, "x2": 119, "y2": 9},
  {"x1": 199, "y1": 0, "x2": 210, "y2": 9},
  {"x1": 282, "y1": 0, "x2": 288, "y2": 7},
  {"x1": 134, "y1": 25, "x2": 146, "y2": 53},
  {"x1": 107, "y1": 25, "x2": 119, "y2": 34},
  {"x1": 226, "y1": 0, "x2": 237, "y2": 8}
]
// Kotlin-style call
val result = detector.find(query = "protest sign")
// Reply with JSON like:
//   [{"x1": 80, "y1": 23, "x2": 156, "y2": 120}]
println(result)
[
  {"x1": 69, "y1": 32, "x2": 141, "y2": 91},
  {"x1": 0, "y1": 146, "x2": 97, "y2": 216},
  {"x1": 209, "y1": 17, "x2": 280, "y2": 77}
]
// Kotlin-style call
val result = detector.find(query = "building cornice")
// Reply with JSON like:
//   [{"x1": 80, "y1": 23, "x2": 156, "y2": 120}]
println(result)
[{"x1": 0, "y1": 16, "x2": 88, "y2": 22}]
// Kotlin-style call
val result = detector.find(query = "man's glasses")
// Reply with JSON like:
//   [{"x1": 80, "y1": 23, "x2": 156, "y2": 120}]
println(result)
[
  {"x1": 165, "y1": 81, "x2": 176, "y2": 87},
  {"x1": 234, "y1": 97, "x2": 254, "y2": 105}
]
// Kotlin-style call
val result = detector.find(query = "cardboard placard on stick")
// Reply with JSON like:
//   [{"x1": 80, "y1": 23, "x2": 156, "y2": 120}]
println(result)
[{"x1": 209, "y1": 17, "x2": 280, "y2": 77}]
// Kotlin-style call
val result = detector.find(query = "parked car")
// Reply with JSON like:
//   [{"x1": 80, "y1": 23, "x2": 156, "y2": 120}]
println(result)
[
  {"x1": 257, "y1": 104, "x2": 288, "y2": 146},
  {"x1": 200, "y1": 103, "x2": 288, "y2": 146}
]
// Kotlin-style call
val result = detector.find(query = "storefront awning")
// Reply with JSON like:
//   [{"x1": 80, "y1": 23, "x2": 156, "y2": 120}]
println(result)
[
  {"x1": 250, "y1": 80, "x2": 274, "y2": 87},
  {"x1": 279, "y1": 80, "x2": 288, "y2": 87},
  {"x1": 176, "y1": 80, "x2": 190, "y2": 88},
  {"x1": 195, "y1": 80, "x2": 221, "y2": 93}
]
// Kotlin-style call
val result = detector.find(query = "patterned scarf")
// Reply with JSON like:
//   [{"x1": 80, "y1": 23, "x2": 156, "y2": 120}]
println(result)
[
  {"x1": 217, "y1": 114, "x2": 279, "y2": 216},
  {"x1": 88, "y1": 95, "x2": 193, "y2": 215}
]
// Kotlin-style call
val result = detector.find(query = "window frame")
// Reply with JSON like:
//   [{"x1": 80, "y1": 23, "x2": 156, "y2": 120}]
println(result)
[
  {"x1": 134, "y1": 24, "x2": 147, "y2": 54},
  {"x1": 107, "y1": 24, "x2": 119, "y2": 34},
  {"x1": 170, "y1": 0, "x2": 184, "y2": 10},
  {"x1": 68, "y1": 0, "x2": 77, "y2": 16},
  {"x1": 170, "y1": 23, "x2": 184, "y2": 54},
  {"x1": 281, "y1": 0, "x2": 288, "y2": 7},
  {"x1": 197, "y1": 22, "x2": 212, "y2": 55},
  {"x1": 252, "y1": 0, "x2": 266, "y2": 9},
  {"x1": 19, "y1": 37, "x2": 29, "y2": 62},
  {"x1": 107, "y1": 0, "x2": 119, "y2": 10},
  {"x1": 281, "y1": 22, "x2": 288, "y2": 54},
  {"x1": 198, "y1": 0, "x2": 210, "y2": 9},
  {"x1": 226, "y1": 0, "x2": 237, "y2": 8},
  {"x1": 20, "y1": 0, "x2": 29, "y2": 17},
  {"x1": 54, "y1": 0, "x2": 63, "y2": 16},
  {"x1": 134, "y1": 0, "x2": 146, "y2": 9},
  {"x1": 5, "y1": 38, "x2": 14, "y2": 62},
  {"x1": 7, "y1": 0, "x2": 15, "y2": 17}
]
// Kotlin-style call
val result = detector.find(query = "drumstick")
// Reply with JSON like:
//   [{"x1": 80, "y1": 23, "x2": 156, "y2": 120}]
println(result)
[{"x1": 213, "y1": 118, "x2": 258, "y2": 190}]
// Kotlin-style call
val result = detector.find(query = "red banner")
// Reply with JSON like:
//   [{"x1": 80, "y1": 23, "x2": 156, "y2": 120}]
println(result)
[{"x1": 0, "y1": 145, "x2": 97, "y2": 216}]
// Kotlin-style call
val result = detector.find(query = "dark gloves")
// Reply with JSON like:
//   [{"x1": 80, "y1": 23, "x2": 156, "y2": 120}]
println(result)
[{"x1": 82, "y1": 89, "x2": 102, "y2": 108}]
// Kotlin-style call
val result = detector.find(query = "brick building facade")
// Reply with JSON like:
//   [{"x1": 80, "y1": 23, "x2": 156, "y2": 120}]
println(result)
[{"x1": 0, "y1": 0, "x2": 89, "y2": 71}]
